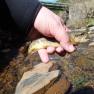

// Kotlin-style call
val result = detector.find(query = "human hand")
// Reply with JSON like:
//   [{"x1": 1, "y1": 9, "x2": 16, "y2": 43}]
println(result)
[{"x1": 32, "y1": 6, "x2": 75, "y2": 63}]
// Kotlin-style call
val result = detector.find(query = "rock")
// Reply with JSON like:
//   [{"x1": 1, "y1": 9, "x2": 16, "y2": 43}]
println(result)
[
  {"x1": 45, "y1": 78, "x2": 70, "y2": 94},
  {"x1": 67, "y1": 0, "x2": 94, "y2": 28},
  {"x1": 58, "y1": 10, "x2": 69, "y2": 24},
  {"x1": 22, "y1": 61, "x2": 54, "y2": 79},
  {"x1": 89, "y1": 42, "x2": 94, "y2": 46},
  {"x1": 84, "y1": 80, "x2": 94, "y2": 88},
  {"x1": 89, "y1": 26, "x2": 94, "y2": 32},
  {"x1": 15, "y1": 70, "x2": 60, "y2": 94},
  {"x1": 61, "y1": 46, "x2": 94, "y2": 90},
  {"x1": 88, "y1": 26, "x2": 94, "y2": 39},
  {"x1": 0, "y1": 49, "x2": 27, "y2": 94}
]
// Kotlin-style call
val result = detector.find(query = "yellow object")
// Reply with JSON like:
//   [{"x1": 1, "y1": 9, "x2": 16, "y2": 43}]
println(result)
[{"x1": 28, "y1": 31, "x2": 89, "y2": 54}]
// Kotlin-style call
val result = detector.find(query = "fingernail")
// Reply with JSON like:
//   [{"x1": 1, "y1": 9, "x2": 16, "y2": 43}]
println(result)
[
  {"x1": 56, "y1": 47, "x2": 63, "y2": 53},
  {"x1": 69, "y1": 45, "x2": 75, "y2": 52},
  {"x1": 43, "y1": 57, "x2": 49, "y2": 63},
  {"x1": 38, "y1": 49, "x2": 49, "y2": 63},
  {"x1": 61, "y1": 42, "x2": 75, "y2": 52}
]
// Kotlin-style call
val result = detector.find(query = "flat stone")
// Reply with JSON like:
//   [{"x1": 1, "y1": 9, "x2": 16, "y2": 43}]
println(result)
[
  {"x1": 21, "y1": 61, "x2": 54, "y2": 80},
  {"x1": 15, "y1": 70, "x2": 60, "y2": 94}
]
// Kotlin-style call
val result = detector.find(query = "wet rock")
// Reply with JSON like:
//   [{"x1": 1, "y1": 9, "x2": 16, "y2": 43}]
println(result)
[
  {"x1": 0, "y1": 44, "x2": 32, "y2": 94},
  {"x1": 89, "y1": 42, "x2": 94, "y2": 46},
  {"x1": 89, "y1": 26, "x2": 94, "y2": 32},
  {"x1": 45, "y1": 78, "x2": 70, "y2": 94},
  {"x1": 15, "y1": 70, "x2": 60, "y2": 94},
  {"x1": 24, "y1": 38, "x2": 94, "y2": 92},
  {"x1": 84, "y1": 80, "x2": 94, "y2": 88},
  {"x1": 1, "y1": 39, "x2": 94, "y2": 94},
  {"x1": 20, "y1": 61, "x2": 54, "y2": 79},
  {"x1": 60, "y1": 46, "x2": 94, "y2": 90}
]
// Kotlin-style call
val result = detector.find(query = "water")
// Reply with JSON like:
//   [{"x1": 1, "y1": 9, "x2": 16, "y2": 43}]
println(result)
[{"x1": 39, "y1": 0, "x2": 58, "y2": 3}]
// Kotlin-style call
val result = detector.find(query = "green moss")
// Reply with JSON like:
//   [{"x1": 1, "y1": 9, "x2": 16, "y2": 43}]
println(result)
[
  {"x1": 71, "y1": 73, "x2": 89, "y2": 89},
  {"x1": 58, "y1": 0, "x2": 69, "y2": 3},
  {"x1": 86, "y1": 18, "x2": 94, "y2": 26}
]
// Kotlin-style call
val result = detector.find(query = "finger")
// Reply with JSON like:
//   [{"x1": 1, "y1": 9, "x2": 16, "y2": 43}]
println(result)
[
  {"x1": 56, "y1": 46, "x2": 64, "y2": 53},
  {"x1": 53, "y1": 23, "x2": 75, "y2": 52},
  {"x1": 53, "y1": 24, "x2": 69, "y2": 44},
  {"x1": 38, "y1": 49, "x2": 49, "y2": 63},
  {"x1": 60, "y1": 42, "x2": 75, "y2": 52},
  {"x1": 47, "y1": 46, "x2": 55, "y2": 53}
]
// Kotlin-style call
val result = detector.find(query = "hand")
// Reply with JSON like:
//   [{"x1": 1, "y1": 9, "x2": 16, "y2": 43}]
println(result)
[{"x1": 32, "y1": 6, "x2": 75, "y2": 63}]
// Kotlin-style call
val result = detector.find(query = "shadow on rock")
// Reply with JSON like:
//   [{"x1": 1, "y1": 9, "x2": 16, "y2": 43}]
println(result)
[{"x1": 72, "y1": 87, "x2": 94, "y2": 94}]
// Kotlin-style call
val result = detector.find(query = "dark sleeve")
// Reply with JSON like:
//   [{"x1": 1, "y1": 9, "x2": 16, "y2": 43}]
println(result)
[{"x1": 5, "y1": 0, "x2": 42, "y2": 34}]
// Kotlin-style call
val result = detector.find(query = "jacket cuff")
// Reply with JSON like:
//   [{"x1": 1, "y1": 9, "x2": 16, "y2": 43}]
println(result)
[
  {"x1": 6, "y1": 0, "x2": 42, "y2": 34},
  {"x1": 27, "y1": 2, "x2": 42, "y2": 35}
]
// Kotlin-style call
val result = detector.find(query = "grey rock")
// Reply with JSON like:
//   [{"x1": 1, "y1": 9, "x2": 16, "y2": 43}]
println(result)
[
  {"x1": 15, "y1": 70, "x2": 60, "y2": 94},
  {"x1": 89, "y1": 42, "x2": 94, "y2": 46},
  {"x1": 67, "y1": 0, "x2": 94, "y2": 28}
]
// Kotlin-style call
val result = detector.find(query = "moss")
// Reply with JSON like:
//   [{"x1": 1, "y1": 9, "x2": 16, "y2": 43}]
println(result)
[
  {"x1": 58, "y1": 0, "x2": 69, "y2": 3},
  {"x1": 86, "y1": 18, "x2": 94, "y2": 26},
  {"x1": 71, "y1": 73, "x2": 89, "y2": 89}
]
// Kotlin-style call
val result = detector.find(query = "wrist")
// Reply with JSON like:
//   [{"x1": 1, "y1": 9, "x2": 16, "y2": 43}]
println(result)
[{"x1": 34, "y1": 6, "x2": 46, "y2": 29}]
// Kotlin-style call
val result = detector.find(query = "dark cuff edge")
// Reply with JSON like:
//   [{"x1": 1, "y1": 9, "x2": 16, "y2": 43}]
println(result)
[{"x1": 26, "y1": 3, "x2": 42, "y2": 35}]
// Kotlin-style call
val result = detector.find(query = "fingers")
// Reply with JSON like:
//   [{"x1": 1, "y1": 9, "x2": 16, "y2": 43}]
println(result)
[
  {"x1": 38, "y1": 49, "x2": 49, "y2": 63},
  {"x1": 47, "y1": 46, "x2": 55, "y2": 53},
  {"x1": 52, "y1": 22, "x2": 75, "y2": 52},
  {"x1": 38, "y1": 23, "x2": 75, "y2": 63},
  {"x1": 47, "y1": 46, "x2": 64, "y2": 53},
  {"x1": 60, "y1": 42, "x2": 75, "y2": 52},
  {"x1": 38, "y1": 47, "x2": 63, "y2": 63},
  {"x1": 59, "y1": 26, "x2": 75, "y2": 52},
  {"x1": 56, "y1": 46, "x2": 64, "y2": 53},
  {"x1": 38, "y1": 47, "x2": 55, "y2": 63}
]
